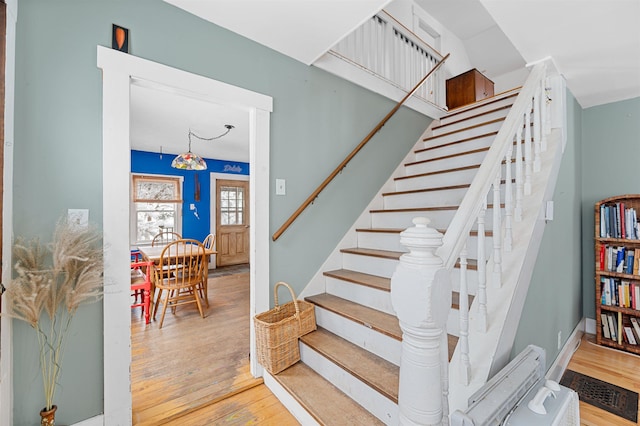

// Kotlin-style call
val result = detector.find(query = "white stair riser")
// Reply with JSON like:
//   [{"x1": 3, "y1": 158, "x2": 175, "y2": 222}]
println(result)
[
  {"x1": 431, "y1": 108, "x2": 511, "y2": 136},
  {"x1": 407, "y1": 150, "x2": 488, "y2": 175},
  {"x1": 439, "y1": 96, "x2": 517, "y2": 126},
  {"x1": 263, "y1": 373, "x2": 321, "y2": 426},
  {"x1": 450, "y1": 267, "x2": 479, "y2": 295},
  {"x1": 300, "y1": 343, "x2": 399, "y2": 425},
  {"x1": 342, "y1": 251, "x2": 399, "y2": 278},
  {"x1": 415, "y1": 134, "x2": 496, "y2": 161},
  {"x1": 371, "y1": 209, "x2": 456, "y2": 230},
  {"x1": 447, "y1": 308, "x2": 460, "y2": 337},
  {"x1": 357, "y1": 231, "x2": 404, "y2": 252},
  {"x1": 395, "y1": 168, "x2": 477, "y2": 192},
  {"x1": 314, "y1": 307, "x2": 401, "y2": 365},
  {"x1": 383, "y1": 186, "x2": 468, "y2": 209},
  {"x1": 421, "y1": 120, "x2": 504, "y2": 147},
  {"x1": 325, "y1": 276, "x2": 394, "y2": 315}
]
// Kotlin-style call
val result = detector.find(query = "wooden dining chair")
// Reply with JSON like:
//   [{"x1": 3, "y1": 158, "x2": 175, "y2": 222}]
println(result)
[
  {"x1": 199, "y1": 233, "x2": 216, "y2": 304},
  {"x1": 151, "y1": 230, "x2": 182, "y2": 247},
  {"x1": 131, "y1": 260, "x2": 153, "y2": 325},
  {"x1": 152, "y1": 239, "x2": 207, "y2": 329}
]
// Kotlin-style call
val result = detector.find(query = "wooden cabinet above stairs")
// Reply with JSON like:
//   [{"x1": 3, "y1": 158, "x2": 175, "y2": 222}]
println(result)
[{"x1": 446, "y1": 68, "x2": 495, "y2": 110}]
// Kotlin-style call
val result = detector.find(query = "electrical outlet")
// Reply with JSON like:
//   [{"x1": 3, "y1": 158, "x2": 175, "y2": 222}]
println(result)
[
  {"x1": 275, "y1": 179, "x2": 286, "y2": 195},
  {"x1": 68, "y1": 209, "x2": 89, "y2": 229},
  {"x1": 557, "y1": 330, "x2": 562, "y2": 350}
]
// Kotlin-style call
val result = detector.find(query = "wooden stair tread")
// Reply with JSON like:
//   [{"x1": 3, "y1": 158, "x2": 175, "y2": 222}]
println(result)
[
  {"x1": 422, "y1": 117, "x2": 505, "y2": 142},
  {"x1": 432, "y1": 104, "x2": 512, "y2": 131},
  {"x1": 306, "y1": 293, "x2": 402, "y2": 340},
  {"x1": 408, "y1": 146, "x2": 490, "y2": 166},
  {"x1": 340, "y1": 247, "x2": 403, "y2": 260},
  {"x1": 355, "y1": 227, "x2": 493, "y2": 237},
  {"x1": 418, "y1": 131, "x2": 498, "y2": 153},
  {"x1": 324, "y1": 269, "x2": 391, "y2": 292},
  {"x1": 355, "y1": 228, "x2": 403, "y2": 234},
  {"x1": 452, "y1": 291, "x2": 475, "y2": 310},
  {"x1": 395, "y1": 164, "x2": 481, "y2": 181},
  {"x1": 301, "y1": 327, "x2": 399, "y2": 402},
  {"x1": 382, "y1": 183, "x2": 470, "y2": 197},
  {"x1": 274, "y1": 362, "x2": 384, "y2": 425},
  {"x1": 445, "y1": 90, "x2": 519, "y2": 117}
]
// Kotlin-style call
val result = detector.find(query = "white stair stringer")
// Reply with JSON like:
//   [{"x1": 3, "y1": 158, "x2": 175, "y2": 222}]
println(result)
[{"x1": 448, "y1": 129, "x2": 564, "y2": 414}]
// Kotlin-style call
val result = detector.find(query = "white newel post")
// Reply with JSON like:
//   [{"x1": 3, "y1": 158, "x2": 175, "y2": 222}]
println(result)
[{"x1": 391, "y1": 217, "x2": 452, "y2": 426}]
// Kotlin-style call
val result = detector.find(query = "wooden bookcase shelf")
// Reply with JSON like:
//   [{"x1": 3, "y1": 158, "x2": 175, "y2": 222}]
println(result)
[{"x1": 595, "y1": 195, "x2": 640, "y2": 355}]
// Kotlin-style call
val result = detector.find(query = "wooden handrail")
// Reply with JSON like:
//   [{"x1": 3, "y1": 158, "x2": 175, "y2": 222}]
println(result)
[{"x1": 272, "y1": 53, "x2": 450, "y2": 241}]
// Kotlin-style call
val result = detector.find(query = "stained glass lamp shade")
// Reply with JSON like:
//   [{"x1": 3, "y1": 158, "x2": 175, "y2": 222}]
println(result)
[
  {"x1": 171, "y1": 151, "x2": 207, "y2": 170},
  {"x1": 171, "y1": 131, "x2": 207, "y2": 171}
]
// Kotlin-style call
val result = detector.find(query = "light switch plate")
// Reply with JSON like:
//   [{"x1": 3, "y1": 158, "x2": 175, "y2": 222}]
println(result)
[{"x1": 275, "y1": 179, "x2": 286, "y2": 195}]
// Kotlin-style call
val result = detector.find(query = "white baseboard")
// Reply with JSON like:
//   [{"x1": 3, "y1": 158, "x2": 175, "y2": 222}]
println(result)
[
  {"x1": 545, "y1": 318, "x2": 585, "y2": 382},
  {"x1": 72, "y1": 414, "x2": 104, "y2": 426}
]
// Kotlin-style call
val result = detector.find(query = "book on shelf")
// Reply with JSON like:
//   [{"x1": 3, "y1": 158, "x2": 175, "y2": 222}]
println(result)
[
  {"x1": 626, "y1": 250, "x2": 635, "y2": 274},
  {"x1": 624, "y1": 327, "x2": 637, "y2": 345},
  {"x1": 618, "y1": 312, "x2": 623, "y2": 344},
  {"x1": 620, "y1": 202, "x2": 626, "y2": 239},
  {"x1": 602, "y1": 314, "x2": 611, "y2": 339},
  {"x1": 608, "y1": 312, "x2": 617, "y2": 341},
  {"x1": 634, "y1": 249, "x2": 640, "y2": 275},
  {"x1": 616, "y1": 247, "x2": 626, "y2": 273},
  {"x1": 630, "y1": 317, "x2": 640, "y2": 340}
]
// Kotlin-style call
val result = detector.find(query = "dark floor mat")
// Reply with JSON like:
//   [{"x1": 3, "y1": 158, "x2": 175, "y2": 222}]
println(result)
[{"x1": 560, "y1": 369, "x2": 638, "y2": 423}]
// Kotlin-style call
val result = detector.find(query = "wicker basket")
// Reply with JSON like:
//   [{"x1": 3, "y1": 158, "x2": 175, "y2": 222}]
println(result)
[{"x1": 254, "y1": 281, "x2": 317, "y2": 374}]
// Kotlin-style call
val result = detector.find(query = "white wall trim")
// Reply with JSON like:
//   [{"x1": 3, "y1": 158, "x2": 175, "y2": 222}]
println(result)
[
  {"x1": 546, "y1": 318, "x2": 585, "y2": 382},
  {"x1": 1, "y1": 1, "x2": 18, "y2": 425},
  {"x1": 71, "y1": 414, "x2": 104, "y2": 426},
  {"x1": 97, "y1": 46, "x2": 271, "y2": 425}
]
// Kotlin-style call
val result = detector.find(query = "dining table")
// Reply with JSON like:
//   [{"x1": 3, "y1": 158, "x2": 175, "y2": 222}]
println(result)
[{"x1": 137, "y1": 242, "x2": 217, "y2": 308}]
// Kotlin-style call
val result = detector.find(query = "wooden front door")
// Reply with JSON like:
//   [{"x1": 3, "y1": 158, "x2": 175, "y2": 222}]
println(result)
[{"x1": 216, "y1": 179, "x2": 249, "y2": 266}]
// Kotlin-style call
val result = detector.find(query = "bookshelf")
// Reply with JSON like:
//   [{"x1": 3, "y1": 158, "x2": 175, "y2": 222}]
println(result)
[{"x1": 595, "y1": 195, "x2": 640, "y2": 354}]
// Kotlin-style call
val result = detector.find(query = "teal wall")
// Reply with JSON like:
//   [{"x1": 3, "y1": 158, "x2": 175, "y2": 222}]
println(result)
[
  {"x1": 511, "y1": 90, "x2": 583, "y2": 365},
  {"x1": 581, "y1": 97, "x2": 640, "y2": 320},
  {"x1": 13, "y1": 1, "x2": 430, "y2": 424}
]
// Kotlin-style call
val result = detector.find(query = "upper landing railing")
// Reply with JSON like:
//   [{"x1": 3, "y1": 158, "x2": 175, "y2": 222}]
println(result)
[
  {"x1": 272, "y1": 12, "x2": 448, "y2": 241},
  {"x1": 272, "y1": 54, "x2": 448, "y2": 241},
  {"x1": 332, "y1": 10, "x2": 446, "y2": 108}
]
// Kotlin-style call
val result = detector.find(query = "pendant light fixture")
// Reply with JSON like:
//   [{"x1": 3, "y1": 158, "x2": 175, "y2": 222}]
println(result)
[{"x1": 171, "y1": 125, "x2": 235, "y2": 171}]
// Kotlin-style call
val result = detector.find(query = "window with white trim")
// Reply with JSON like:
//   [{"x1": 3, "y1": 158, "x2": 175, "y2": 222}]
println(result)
[{"x1": 131, "y1": 174, "x2": 183, "y2": 245}]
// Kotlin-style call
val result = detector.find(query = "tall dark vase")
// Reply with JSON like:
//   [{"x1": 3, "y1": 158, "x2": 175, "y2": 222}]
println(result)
[{"x1": 40, "y1": 405, "x2": 57, "y2": 426}]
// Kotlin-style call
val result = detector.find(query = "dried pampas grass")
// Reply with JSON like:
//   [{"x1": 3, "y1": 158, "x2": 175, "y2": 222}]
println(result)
[{"x1": 3, "y1": 217, "x2": 104, "y2": 411}]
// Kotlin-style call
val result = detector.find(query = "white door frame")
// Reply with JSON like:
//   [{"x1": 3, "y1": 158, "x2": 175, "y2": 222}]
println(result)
[
  {"x1": 0, "y1": 1, "x2": 17, "y2": 425},
  {"x1": 97, "y1": 46, "x2": 271, "y2": 425}
]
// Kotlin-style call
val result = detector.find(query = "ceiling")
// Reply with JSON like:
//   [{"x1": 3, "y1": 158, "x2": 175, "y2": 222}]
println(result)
[
  {"x1": 130, "y1": 80, "x2": 250, "y2": 163},
  {"x1": 132, "y1": 0, "x2": 640, "y2": 163}
]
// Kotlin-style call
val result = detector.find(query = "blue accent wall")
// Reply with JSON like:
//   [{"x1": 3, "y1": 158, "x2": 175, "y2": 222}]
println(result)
[{"x1": 131, "y1": 150, "x2": 248, "y2": 242}]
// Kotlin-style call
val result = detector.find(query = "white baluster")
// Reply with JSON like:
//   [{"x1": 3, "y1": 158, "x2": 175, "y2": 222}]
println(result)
[
  {"x1": 514, "y1": 117, "x2": 524, "y2": 222},
  {"x1": 458, "y1": 243, "x2": 470, "y2": 385},
  {"x1": 441, "y1": 331, "x2": 450, "y2": 426},
  {"x1": 476, "y1": 200, "x2": 487, "y2": 332},
  {"x1": 524, "y1": 102, "x2": 533, "y2": 195},
  {"x1": 492, "y1": 171, "x2": 502, "y2": 288},
  {"x1": 533, "y1": 86, "x2": 542, "y2": 172},
  {"x1": 391, "y1": 217, "x2": 451, "y2": 425},
  {"x1": 540, "y1": 77, "x2": 548, "y2": 151},
  {"x1": 504, "y1": 143, "x2": 513, "y2": 252}
]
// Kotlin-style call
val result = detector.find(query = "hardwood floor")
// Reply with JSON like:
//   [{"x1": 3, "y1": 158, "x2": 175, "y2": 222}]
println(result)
[
  {"x1": 131, "y1": 270, "x2": 298, "y2": 425},
  {"x1": 566, "y1": 333, "x2": 640, "y2": 426}
]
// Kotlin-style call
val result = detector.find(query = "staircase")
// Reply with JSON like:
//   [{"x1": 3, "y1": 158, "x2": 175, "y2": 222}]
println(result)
[{"x1": 265, "y1": 89, "x2": 527, "y2": 424}]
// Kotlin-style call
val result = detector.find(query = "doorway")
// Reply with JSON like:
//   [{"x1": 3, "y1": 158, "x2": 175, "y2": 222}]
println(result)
[
  {"x1": 98, "y1": 47, "x2": 272, "y2": 425},
  {"x1": 216, "y1": 179, "x2": 249, "y2": 267}
]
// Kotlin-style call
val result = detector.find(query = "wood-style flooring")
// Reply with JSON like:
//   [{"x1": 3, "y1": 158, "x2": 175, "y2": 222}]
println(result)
[
  {"x1": 567, "y1": 333, "x2": 640, "y2": 426},
  {"x1": 131, "y1": 269, "x2": 298, "y2": 425},
  {"x1": 132, "y1": 272, "x2": 640, "y2": 426}
]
